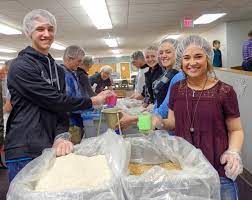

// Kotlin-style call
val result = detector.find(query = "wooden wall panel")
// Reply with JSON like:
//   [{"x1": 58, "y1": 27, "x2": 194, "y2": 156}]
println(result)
[
  {"x1": 120, "y1": 62, "x2": 130, "y2": 79},
  {"x1": 88, "y1": 64, "x2": 116, "y2": 75}
]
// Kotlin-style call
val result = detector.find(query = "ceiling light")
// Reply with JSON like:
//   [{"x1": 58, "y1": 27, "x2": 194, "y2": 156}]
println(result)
[
  {"x1": 194, "y1": 13, "x2": 226, "y2": 24},
  {"x1": 112, "y1": 49, "x2": 120, "y2": 54},
  {"x1": 0, "y1": 61, "x2": 5, "y2": 64},
  {"x1": 0, "y1": 23, "x2": 22, "y2": 35},
  {"x1": 0, "y1": 56, "x2": 14, "y2": 60},
  {"x1": 0, "y1": 48, "x2": 17, "y2": 53},
  {"x1": 54, "y1": 57, "x2": 63, "y2": 61},
  {"x1": 165, "y1": 34, "x2": 181, "y2": 39},
  {"x1": 115, "y1": 54, "x2": 122, "y2": 58},
  {"x1": 51, "y1": 42, "x2": 66, "y2": 50},
  {"x1": 104, "y1": 38, "x2": 118, "y2": 47},
  {"x1": 80, "y1": 0, "x2": 112, "y2": 29}
]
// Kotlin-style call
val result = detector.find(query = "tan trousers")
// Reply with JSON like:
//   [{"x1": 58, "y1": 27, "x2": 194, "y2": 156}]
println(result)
[{"x1": 68, "y1": 126, "x2": 84, "y2": 145}]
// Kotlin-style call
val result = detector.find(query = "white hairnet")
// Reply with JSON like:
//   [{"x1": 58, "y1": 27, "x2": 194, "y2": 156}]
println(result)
[
  {"x1": 63, "y1": 45, "x2": 85, "y2": 60},
  {"x1": 176, "y1": 35, "x2": 214, "y2": 66},
  {"x1": 23, "y1": 9, "x2": 57, "y2": 38},
  {"x1": 159, "y1": 38, "x2": 179, "y2": 49},
  {"x1": 82, "y1": 56, "x2": 94, "y2": 67},
  {"x1": 158, "y1": 38, "x2": 179, "y2": 69}
]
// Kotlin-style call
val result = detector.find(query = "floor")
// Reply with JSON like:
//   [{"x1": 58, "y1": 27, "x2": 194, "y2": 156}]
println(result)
[{"x1": 0, "y1": 168, "x2": 8, "y2": 200}]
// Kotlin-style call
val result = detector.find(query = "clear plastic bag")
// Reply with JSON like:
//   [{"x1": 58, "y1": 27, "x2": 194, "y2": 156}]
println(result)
[
  {"x1": 7, "y1": 129, "x2": 130, "y2": 200},
  {"x1": 123, "y1": 131, "x2": 221, "y2": 200},
  {"x1": 116, "y1": 98, "x2": 144, "y2": 115}
]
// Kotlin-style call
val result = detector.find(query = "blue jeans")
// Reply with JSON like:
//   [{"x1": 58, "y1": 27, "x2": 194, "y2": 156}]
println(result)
[
  {"x1": 220, "y1": 177, "x2": 238, "y2": 200},
  {"x1": 6, "y1": 159, "x2": 31, "y2": 183},
  {"x1": 168, "y1": 130, "x2": 175, "y2": 136}
]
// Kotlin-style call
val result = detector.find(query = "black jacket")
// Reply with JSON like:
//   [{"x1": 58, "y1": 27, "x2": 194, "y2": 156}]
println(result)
[
  {"x1": 76, "y1": 68, "x2": 96, "y2": 97},
  {"x1": 152, "y1": 68, "x2": 178, "y2": 107},
  {"x1": 142, "y1": 64, "x2": 163, "y2": 103},
  {"x1": 4, "y1": 46, "x2": 92, "y2": 160}
]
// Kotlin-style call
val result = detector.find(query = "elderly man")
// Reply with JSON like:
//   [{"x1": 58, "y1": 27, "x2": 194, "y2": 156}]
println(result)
[
  {"x1": 89, "y1": 65, "x2": 113, "y2": 94},
  {"x1": 130, "y1": 51, "x2": 149, "y2": 99},
  {"x1": 61, "y1": 45, "x2": 85, "y2": 144},
  {"x1": 77, "y1": 56, "x2": 96, "y2": 97},
  {"x1": 4, "y1": 9, "x2": 111, "y2": 182}
]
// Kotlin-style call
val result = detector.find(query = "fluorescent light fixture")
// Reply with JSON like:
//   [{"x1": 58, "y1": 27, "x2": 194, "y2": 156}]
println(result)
[
  {"x1": 0, "y1": 48, "x2": 17, "y2": 53},
  {"x1": 104, "y1": 38, "x2": 118, "y2": 47},
  {"x1": 80, "y1": 0, "x2": 112, "y2": 29},
  {"x1": 0, "y1": 56, "x2": 14, "y2": 60},
  {"x1": 54, "y1": 57, "x2": 63, "y2": 61},
  {"x1": 0, "y1": 23, "x2": 22, "y2": 35},
  {"x1": 194, "y1": 13, "x2": 226, "y2": 24},
  {"x1": 0, "y1": 61, "x2": 5, "y2": 64},
  {"x1": 165, "y1": 34, "x2": 181, "y2": 39},
  {"x1": 51, "y1": 42, "x2": 66, "y2": 50},
  {"x1": 112, "y1": 49, "x2": 120, "y2": 54}
]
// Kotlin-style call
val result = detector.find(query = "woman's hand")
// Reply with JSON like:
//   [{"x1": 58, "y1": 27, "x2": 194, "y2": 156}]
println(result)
[
  {"x1": 152, "y1": 114, "x2": 164, "y2": 130},
  {"x1": 117, "y1": 112, "x2": 138, "y2": 130},
  {"x1": 220, "y1": 149, "x2": 243, "y2": 181}
]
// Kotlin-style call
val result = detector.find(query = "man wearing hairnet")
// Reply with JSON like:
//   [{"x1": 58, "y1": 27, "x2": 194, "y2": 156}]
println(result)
[
  {"x1": 61, "y1": 45, "x2": 86, "y2": 144},
  {"x1": 129, "y1": 51, "x2": 149, "y2": 99},
  {"x1": 4, "y1": 9, "x2": 112, "y2": 182}
]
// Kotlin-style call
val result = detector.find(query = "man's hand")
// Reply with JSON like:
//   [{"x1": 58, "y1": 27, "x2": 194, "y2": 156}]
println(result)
[
  {"x1": 91, "y1": 90, "x2": 116, "y2": 107},
  {"x1": 52, "y1": 138, "x2": 74, "y2": 157}
]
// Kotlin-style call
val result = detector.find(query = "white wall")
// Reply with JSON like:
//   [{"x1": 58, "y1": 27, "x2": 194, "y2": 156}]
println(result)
[
  {"x1": 226, "y1": 20, "x2": 252, "y2": 67},
  {"x1": 201, "y1": 23, "x2": 227, "y2": 67},
  {"x1": 215, "y1": 69, "x2": 252, "y2": 174}
]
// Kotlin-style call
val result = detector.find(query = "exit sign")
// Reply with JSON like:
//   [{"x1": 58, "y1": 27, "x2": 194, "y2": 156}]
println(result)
[{"x1": 183, "y1": 18, "x2": 194, "y2": 28}]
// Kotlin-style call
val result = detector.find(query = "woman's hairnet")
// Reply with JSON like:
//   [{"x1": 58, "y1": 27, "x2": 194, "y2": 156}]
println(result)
[
  {"x1": 158, "y1": 38, "x2": 179, "y2": 69},
  {"x1": 23, "y1": 9, "x2": 57, "y2": 38},
  {"x1": 176, "y1": 35, "x2": 214, "y2": 66},
  {"x1": 159, "y1": 38, "x2": 179, "y2": 50}
]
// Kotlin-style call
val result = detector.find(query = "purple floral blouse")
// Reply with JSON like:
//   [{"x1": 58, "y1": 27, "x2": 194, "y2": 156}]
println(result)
[{"x1": 169, "y1": 80, "x2": 240, "y2": 177}]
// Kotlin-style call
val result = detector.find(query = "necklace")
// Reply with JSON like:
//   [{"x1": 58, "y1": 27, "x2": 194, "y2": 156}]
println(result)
[{"x1": 185, "y1": 77, "x2": 208, "y2": 134}]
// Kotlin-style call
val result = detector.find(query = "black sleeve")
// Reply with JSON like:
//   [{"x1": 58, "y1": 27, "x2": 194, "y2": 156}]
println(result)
[
  {"x1": 79, "y1": 72, "x2": 96, "y2": 97},
  {"x1": 87, "y1": 81, "x2": 96, "y2": 97},
  {"x1": 141, "y1": 85, "x2": 146, "y2": 97},
  {"x1": 107, "y1": 78, "x2": 112, "y2": 87},
  {"x1": 89, "y1": 75, "x2": 95, "y2": 86},
  {"x1": 8, "y1": 59, "x2": 92, "y2": 113},
  {"x1": 55, "y1": 112, "x2": 69, "y2": 136},
  {"x1": 54, "y1": 77, "x2": 69, "y2": 136}
]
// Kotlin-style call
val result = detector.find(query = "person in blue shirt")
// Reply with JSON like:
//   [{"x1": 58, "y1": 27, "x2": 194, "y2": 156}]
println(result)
[
  {"x1": 242, "y1": 30, "x2": 252, "y2": 71},
  {"x1": 212, "y1": 40, "x2": 222, "y2": 67},
  {"x1": 153, "y1": 39, "x2": 185, "y2": 118},
  {"x1": 118, "y1": 39, "x2": 184, "y2": 129},
  {"x1": 153, "y1": 72, "x2": 184, "y2": 119},
  {"x1": 61, "y1": 45, "x2": 85, "y2": 144}
]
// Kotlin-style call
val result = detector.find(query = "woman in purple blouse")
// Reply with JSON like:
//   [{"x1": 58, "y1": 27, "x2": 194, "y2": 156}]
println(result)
[{"x1": 154, "y1": 35, "x2": 244, "y2": 200}]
